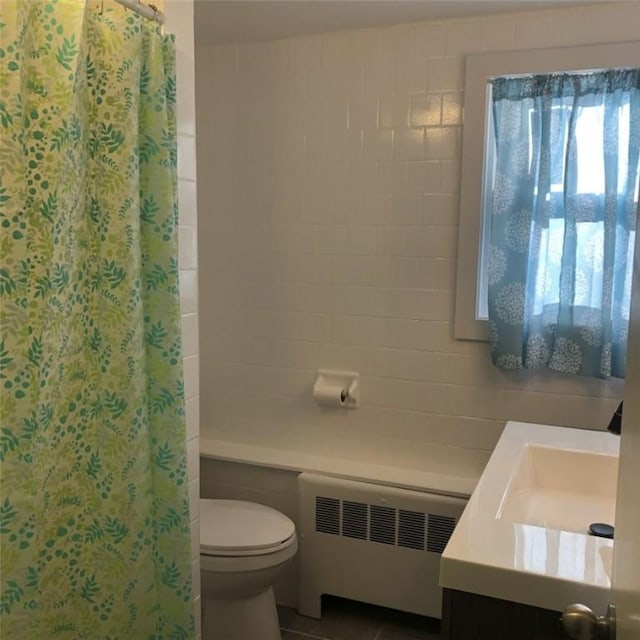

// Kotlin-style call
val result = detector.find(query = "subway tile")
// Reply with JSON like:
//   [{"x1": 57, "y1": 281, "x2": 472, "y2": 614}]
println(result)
[
  {"x1": 407, "y1": 161, "x2": 441, "y2": 193},
  {"x1": 275, "y1": 193, "x2": 304, "y2": 223},
  {"x1": 187, "y1": 436, "x2": 200, "y2": 482},
  {"x1": 380, "y1": 25, "x2": 414, "y2": 60},
  {"x1": 190, "y1": 517, "x2": 199, "y2": 561},
  {"x1": 351, "y1": 28, "x2": 383, "y2": 65},
  {"x1": 389, "y1": 257, "x2": 423, "y2": 289},
  {"x1": 177, "y1": 134, "x2": 197, "y2": 181},
  {"x1": 584, "y1": 2, "x2": 640, "y2": 43},
  {"x1": 479, "y1": 15, "x2": 516, "y2": 52},
  {"x1": 440, "y1": 159, "x2": 461, "y2": 193},
  {"x1": 208, "y1": 43, "x2": 239, "y2": 76},
  {"x1": 334, "y1": 194, "x2": 363, "y2": 224},
  {"x1": 514, "y1": 11, "x2": 553, "y2": 50},
  {"x1": 318, "y1": 225, "x2": 348, "y2": 255},
  {"x1": 412, "y1": 23, "x2": 447, "y2": 59},
  {"x1": 289, "y1": 34, "x2": 324, "y2": 73},
  {"x1": 348, "y1": 94, "x2": 379, "y2": 130},
  {"x1": 183, "y1": 355, "x2": 199, "y2": 400},
  {"x1": 177, "y1": 80, "x2": 196, "y2": 136},
  {"x1": 391, "y1": 194, "x2": 424, "y2": 225},
  {"x1": 329, "y1": 315, "x2": 379, "y2": 346},
  {"x1": 550, "y1": 7, "x2": 591, "y2": 47},
  {"x1": 427, "y1": 57, "x2": 465, "y2": 92},
  {"x1": 179, "y1": 269, "x2": 198, "y2": 315},
  {"x1": 191, "y1": 558, "x2": 201, "y2": 600},
  {"x1": 444, "y1": 20, "x2": 480, "y2": 56},
  {"x1": 341, "y1": 128, "x2": 365, "y2": 161},
  {"x1": 359, "y1": 256, "x2": 392, "y2": 287},
  {"x1": 393, "y1": 128, "x2": 425, "y2": 161},
  {"x1": 379, "y1": 94, "x2": 410, "y2": 129},
  {"x1": 373, "y1": 318, "x2": 420, "y2": 350},
  {"x1": 375, "y1": 288, "x2": 440, "y2": 320},
  {"x1": 317, "y1": 284, "x2": 377, "y2": 316},
  {"x1": 442, "y1": 93, "x2": 463, "y2": 126},
  {"x1": 364, "y1": 61, "x2": 396, "y2": 97},
  {"x1": 347, "y1": 160, "x2": 379, "y2": 194},
  {"x1": 423, "y1": 193, "x2": 459, "y2": 225},
  {"x1": 421, "y1": 257, "x2": 455, "y2": 290},
  {"x1": 360, "y1": 194, "x2": 392, "y2": 225},
  {"x1": 375, "y1": 226, "x2": 407, "y2": 256},
  {"x1": 378, "y1": 161, "x2": 408, "y2": 193},
  {"x1": 395, "y1": 58, "x2": 427, "y2": 95},
  {"x1": 424, "y1": 126, "x2": 460, "y2": 160},
  {"x1": 346, "y1": 225, "x2": 377, "y2": 256},
  {"x1": 185, "y1": 396, "x2": 200, "y2": 441},
  {"x1": 178, "y1": 179, "x2": 198, "y2": 226},
  {"x1": 410, "y1": 93, "x2": 442, "y2": 127},
  {"x1": 262, "y1": 224, "x2": 318, "y2": 254},
  {"x1": 182, "y1": 313, "x2": 199, "y2": 357},
  {"x1": 194, "y1": 597, "x2": 202, "y2": 640},
  {"x1": 363, "y1": 129, "x2": 393, "y2": 161},
  {"x1": 323, "y1": 31, "x2": 354, "y2": 68}
]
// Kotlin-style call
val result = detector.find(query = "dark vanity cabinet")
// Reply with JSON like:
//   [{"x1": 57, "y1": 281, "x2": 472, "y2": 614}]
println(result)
[{"x1": 441, "y1": 589, "x2": 567, "y2": 640}]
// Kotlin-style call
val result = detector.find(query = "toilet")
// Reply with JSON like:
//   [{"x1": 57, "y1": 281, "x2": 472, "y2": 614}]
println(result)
[{"x1": 200, "y1": 499, "x2": 297, "y2": 640}]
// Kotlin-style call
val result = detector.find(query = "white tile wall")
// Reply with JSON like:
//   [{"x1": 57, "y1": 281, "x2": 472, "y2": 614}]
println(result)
[
  {"x1": 163, "y1": 1, "x2": 200, "y2": 637},
  {"x1": 196, "y1": 5, "x2": 634, "y2": 467}
]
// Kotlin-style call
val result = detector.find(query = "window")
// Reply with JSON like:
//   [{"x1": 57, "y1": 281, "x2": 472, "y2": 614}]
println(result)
[{"x1": 454, "y1": 42, "x2": 640, "y2": 343}]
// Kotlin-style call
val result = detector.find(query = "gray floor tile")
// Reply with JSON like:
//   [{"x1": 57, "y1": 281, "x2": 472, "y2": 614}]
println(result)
[
  {"x1": 278, "y1": 597, "x2": 441, "y2": 640},
  {"x1": 378, "y1": 609, "x2": 441, "y2": 639},
  {"x1": 279, "y1": 598, "x2": 382, "y2": 640}
]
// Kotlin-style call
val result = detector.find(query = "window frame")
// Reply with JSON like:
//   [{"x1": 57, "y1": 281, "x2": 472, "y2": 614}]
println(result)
[{"x1": 454, "y1": 41, "x2": 640, "y2": 341}]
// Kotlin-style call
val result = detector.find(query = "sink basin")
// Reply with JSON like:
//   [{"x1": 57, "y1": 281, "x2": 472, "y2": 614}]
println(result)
[
  {"x1": 440, "y1": 421, "x2": 620, "y2": 614},
  {"x1": 498, "y1": 445, "x2": 618, "y2": 534}
]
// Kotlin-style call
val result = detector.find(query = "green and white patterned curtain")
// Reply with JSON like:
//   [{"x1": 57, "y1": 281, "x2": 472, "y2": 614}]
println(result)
[
  {"x1": 488, "y1": 70, "x2": 640, "y2": 378},
  {"x1": 0, "y1": 1, "x2": 193, "y2": 637}
]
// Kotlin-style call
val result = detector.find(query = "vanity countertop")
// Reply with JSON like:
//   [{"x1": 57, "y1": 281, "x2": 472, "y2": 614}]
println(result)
[{"x1": 440, "y1": 420, "x2": 620, "y2": 613}]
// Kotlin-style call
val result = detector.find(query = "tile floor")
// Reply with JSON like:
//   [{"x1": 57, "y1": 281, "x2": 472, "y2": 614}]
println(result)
[{"x1": 277, "y1": 596, "x2": 442, "y2": 640}]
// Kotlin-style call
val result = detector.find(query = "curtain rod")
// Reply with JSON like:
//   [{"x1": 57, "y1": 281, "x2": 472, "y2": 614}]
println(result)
[{"x1": 114, "y1": 0, "x2": 165, "y2": 25}]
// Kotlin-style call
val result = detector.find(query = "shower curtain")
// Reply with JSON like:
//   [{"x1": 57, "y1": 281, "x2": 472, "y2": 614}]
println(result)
[{"x1": 0, "y1": 1, "x2": 193, "y2": 637}]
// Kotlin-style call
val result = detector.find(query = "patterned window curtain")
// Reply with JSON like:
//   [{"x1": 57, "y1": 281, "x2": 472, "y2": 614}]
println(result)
[
  {"x1": 488, "y1": 69, "x2": 640, "y2": 379},
  {"x1": 0, "y1": 1, "x2": 193, "y2": 638}
]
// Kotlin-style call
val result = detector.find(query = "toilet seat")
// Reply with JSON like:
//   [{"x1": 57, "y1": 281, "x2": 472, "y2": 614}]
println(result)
[{"x1": 200, "y1": 499, "x2": 296, "y2": 557}]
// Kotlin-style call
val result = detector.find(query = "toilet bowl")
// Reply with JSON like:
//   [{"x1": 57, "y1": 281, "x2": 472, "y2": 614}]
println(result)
[{"x1": 200, "y1": 499, "x2": 297, "y2": 640}]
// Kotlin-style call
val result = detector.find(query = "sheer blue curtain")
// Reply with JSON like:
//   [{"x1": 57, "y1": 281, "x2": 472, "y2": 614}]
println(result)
[{"x1": 488, "y1": 69, "x2": 640, "y2": 379}]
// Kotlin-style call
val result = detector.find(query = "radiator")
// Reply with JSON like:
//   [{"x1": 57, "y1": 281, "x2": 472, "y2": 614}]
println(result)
[{"x1": 297, "y1": 473, "x2": 467, "y2": 619}]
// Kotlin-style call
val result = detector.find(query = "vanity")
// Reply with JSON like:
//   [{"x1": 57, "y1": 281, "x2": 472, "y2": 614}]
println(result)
[{"x1": 439, "y1": 421, "x2": 619, "y2": 640}]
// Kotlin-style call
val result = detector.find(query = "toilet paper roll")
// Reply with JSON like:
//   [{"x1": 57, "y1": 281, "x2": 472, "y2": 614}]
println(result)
[{"x1": 313, "y1": 380, "x2": 348, "y2": 407}]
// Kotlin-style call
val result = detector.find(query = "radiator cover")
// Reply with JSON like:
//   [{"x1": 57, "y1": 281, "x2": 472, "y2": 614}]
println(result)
[{"x1": 298, "y1": 473, "x2": 467, "y2": 619}]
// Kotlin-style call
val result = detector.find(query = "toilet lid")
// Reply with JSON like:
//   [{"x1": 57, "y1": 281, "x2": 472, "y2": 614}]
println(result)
[{"x1": 200, "y1": 499, "x2": 295, "y2": 554}]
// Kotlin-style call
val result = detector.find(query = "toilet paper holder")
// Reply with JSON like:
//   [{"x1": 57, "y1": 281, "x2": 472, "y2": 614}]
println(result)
[{"x1": 313, "y1": 369, "x2": 360, "y2": 409}]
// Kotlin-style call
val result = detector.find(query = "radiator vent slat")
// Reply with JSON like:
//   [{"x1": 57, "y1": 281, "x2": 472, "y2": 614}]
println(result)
[
  {"x1": 370, "y1": 505, "x2": 396, "y2": 545},
  {"x1": 427, "y1": 514, "x2": 457, "y2": 554},
  {"x1": 315, "y1": 496, "x2": 340, "y2": 535},
  {"x1": 398, "y1": 509, "x2": 426, "y2": 550},
  {"x1": 313, "y1": 496, "x2": 457, "y2": 555},
  {"x1": 342, "y1": 501, "x2": 368, "y2": 540}
]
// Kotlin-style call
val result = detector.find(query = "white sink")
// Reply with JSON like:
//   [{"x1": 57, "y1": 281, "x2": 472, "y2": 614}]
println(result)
[
  {"x1": 440, "y1": 421, "x2": 620, "y2": 613},
  {"x1": 498, "y1": 445, "x2": 618, "y2": 534}
]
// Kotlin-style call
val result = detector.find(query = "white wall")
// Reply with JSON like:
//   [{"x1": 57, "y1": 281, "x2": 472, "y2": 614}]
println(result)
[
  {"x1": 196, "y1": 3, "x2": 637, "y2": 465},
  {"x1": 163, "y1": 1, "x2": 201, "y2": 637}
]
